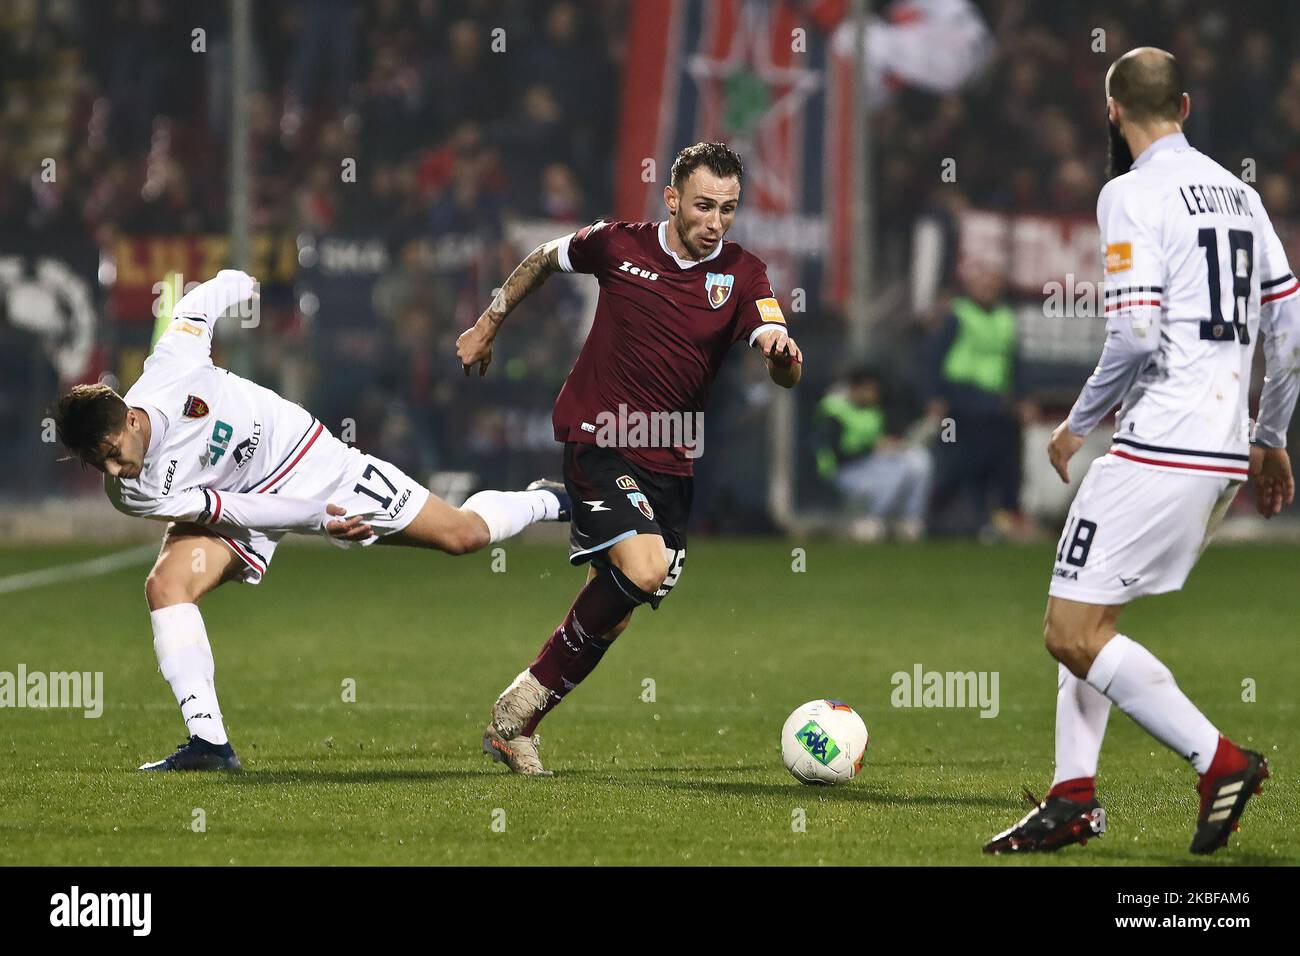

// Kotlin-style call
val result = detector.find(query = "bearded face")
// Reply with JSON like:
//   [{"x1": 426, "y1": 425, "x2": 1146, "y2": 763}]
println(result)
[{"x1": 1107, "y1": 114, "x2": 1134, "y2": 178}]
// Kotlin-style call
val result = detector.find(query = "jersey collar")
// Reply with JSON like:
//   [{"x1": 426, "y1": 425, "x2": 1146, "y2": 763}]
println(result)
[
  {"x1": 657, "y1": 220, "x2": 723, "y2": 269},
  {"x1": 1133, "y1": 131, "x2": 1190, "y2": 169}
]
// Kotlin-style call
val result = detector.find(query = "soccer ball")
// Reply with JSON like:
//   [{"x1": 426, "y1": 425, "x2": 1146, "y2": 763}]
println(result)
[{"x1": 781, "y1": 699, "x2": 869, "y2": 785}]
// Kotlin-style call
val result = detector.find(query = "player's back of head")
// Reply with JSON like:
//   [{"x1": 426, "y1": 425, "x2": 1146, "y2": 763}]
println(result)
[{"x1": 1107, "y1": 47, "x2": 1184, "y2": 123}]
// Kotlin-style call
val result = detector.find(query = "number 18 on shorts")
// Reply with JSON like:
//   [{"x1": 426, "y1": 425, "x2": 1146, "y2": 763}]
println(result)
[{"x1": 1048, "y1": 455, "x2": 1240, "y2": 605}]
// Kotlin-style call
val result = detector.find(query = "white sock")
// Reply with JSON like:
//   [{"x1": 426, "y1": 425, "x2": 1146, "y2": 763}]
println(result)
[
  {"x1": 1052, "y1": 662, "x2": 1111, "y2": 785},
  {"x1": 151, "y1": 603, "x2": 229, "y2": 747},
  {"x1": 463, "y1": 489, "x2": 556, "y2": 543},
  {"x1": 1085, "y1": 633, "x2": 1219, "y2": 774}
]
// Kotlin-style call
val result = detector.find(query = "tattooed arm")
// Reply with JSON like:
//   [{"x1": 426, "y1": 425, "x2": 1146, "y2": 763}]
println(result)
[{"x1": 455, "y1": 239, "x2": 564, "y2": 377}]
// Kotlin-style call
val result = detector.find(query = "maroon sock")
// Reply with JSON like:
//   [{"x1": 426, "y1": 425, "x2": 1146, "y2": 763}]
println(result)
[
  {"x1": 1047, "y1": 776, "x2": 1096, "y2": 803},
  {"x1": 523, "y1": 570, "x2": 640, "y2": 734},
  {"x1": 1202, "y1": 735, "x2": 1247, "y2": 782}
]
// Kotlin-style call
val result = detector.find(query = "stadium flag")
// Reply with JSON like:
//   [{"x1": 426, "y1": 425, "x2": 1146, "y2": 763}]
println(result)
[{"x1": 616, "y1": 0, "x2": 853, "y2": 305}]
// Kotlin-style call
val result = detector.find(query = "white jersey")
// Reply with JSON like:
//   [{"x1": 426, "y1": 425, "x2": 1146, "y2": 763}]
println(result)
[
  {"x1": 106, "y1": 271, "x2": 328, "y2": 532},
  {"x1": 1096, "y1": 132, "x2": 1300, "y2": 479}
]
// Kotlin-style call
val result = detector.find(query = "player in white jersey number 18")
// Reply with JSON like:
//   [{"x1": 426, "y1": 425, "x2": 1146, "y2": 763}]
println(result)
[
  {"x1": 53, "y1": 270, "x2": 571, "y2": 772},
  {"x1": 984, "y1": 48, "x2": 1299, "y2": 857}
]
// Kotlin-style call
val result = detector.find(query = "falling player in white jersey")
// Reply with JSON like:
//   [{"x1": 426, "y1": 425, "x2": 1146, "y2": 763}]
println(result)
[
  {"x1": 985, "y1": 49, "x2": 1298, "y2": 856},
  {"x1": 53, "y1": 270, "x2": 570, "y2": 772}
]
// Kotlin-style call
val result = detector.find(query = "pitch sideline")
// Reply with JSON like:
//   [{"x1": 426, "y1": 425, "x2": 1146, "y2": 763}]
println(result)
[{"x1": 0, "y1": 545, "x2": 158, "y2": 596}]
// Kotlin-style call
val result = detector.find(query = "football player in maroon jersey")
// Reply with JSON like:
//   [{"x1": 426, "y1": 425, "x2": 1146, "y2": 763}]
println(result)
[{"x1": 456, "y1": 142, "x2": 803, "y2": 774}]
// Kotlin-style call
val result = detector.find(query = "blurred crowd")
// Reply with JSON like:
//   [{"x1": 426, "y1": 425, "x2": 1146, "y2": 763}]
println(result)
[
  {"x1": 0, "y1": 0, "x2": 622, "y2": 242},
  {"x1": 876, "y1": 0, "x2": 1300, "y2": 261}
]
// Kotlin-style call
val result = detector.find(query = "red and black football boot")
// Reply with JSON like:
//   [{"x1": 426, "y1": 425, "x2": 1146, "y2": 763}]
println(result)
[
  {"x1": 983, "y1": 788, "x2": 1106, "y2": 854},
  {"x1": 1190, "y1": 743, "x2": 1269, "y2": 855}
]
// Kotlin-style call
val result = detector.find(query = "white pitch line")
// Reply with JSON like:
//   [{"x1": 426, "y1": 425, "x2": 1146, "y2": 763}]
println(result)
[{"x1": 0, "y1": 544, "x2": 157, "y2": 596}]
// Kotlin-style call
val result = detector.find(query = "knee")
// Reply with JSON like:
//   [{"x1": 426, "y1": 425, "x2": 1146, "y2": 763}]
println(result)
[
  {"x1": 1043, "y1": 612, "x2": 1102, "y2": 675},
  {"x1": 145, "y1": 566, "x2": 197, "y2": 611},
  {"x1": 616, "y1": 552, "x2": 669, "y2": 596}
]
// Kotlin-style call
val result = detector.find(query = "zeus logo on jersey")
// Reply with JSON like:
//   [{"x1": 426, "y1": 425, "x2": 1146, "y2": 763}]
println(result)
[{"x1": 618, "y1": 261, "x2": 659, "y2": 281}]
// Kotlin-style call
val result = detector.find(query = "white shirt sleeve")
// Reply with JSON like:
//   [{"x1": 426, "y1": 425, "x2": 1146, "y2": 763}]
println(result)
[
  {"x1": 1097, "y1": 179, "x2": 1166, "y2": 337},
  {"x1": 1253, "y1": 200, "x2": 1300, "y2": 447},
  {"x1": 1066, "y1": 182, "x2": 1165, "y2": 436},
  {"x1": 107, "y1": 479, "x2": 328, "y2": 534},
  {"x1": 145, "y1": 270, "x2": 257, "y2": 371}
]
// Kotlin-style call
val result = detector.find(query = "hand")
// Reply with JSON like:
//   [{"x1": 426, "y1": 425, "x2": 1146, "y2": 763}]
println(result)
[
  {"x1": 323, "y1": 503, "x2": 376, "y2": 546},
  {"x1": 1249, "y1": 445, "x2": 1295, "y2": 518},
  {"x1": 456, "y1": 317, "x2": 496, "y2": 377},
  {"x1": 1047, "y1": 420, "x2": 1086, "y2": 483},
  {"x1": 760, "y1": 329, "x2": 803, "y2": 367}
]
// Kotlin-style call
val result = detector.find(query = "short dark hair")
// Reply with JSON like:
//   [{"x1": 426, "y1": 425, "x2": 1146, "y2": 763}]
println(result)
[
  {"x1": 1108, "y1": 49, "x2": 1185, "y2": 122},
  {"x1": 54, "y1": 383, "x2": 128, "y2": 466},
  {"x1": 669, "y1": 142, "x2": 744, "y2": 191}
]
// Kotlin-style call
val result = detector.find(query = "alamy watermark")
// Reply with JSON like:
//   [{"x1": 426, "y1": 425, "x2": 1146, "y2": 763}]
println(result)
[
  {"x1": 582, "y1": 403, "x2": 705, "y2": 459},
  {"x1": 1, "y1": 665, "x2": 103, "y2": 718},
  {"x1": 50, "y1": 886, "x2": 150, "y2": 936},
  {"x1": 891, "y1": 663, "x2": 999, "y2": 718},
  {"x1": 1042, "y1": 274, "x2": 1106, "y2": 318},
  {"x1": 152, "y1": 273, "x2": 260, "y2": 328}
]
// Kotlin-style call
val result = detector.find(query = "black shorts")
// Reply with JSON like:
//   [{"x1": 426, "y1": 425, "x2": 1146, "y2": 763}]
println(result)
[{"x1": 562, "y1": 442, "x2": 691, "y2": 607}]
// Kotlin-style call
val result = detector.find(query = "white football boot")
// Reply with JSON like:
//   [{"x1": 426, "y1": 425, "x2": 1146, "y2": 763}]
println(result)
[{"x1": 482, "y1": 669, "x2": 555, "y2": 776}]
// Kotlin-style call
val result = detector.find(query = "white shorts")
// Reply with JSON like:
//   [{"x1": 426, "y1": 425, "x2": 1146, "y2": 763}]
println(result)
[
  {"x1": 205, "y1": 426, "x2": 429, "y2": 584},
  {"x1": 1048, "y1": 453, "x2": 1240, "y2": 605}
]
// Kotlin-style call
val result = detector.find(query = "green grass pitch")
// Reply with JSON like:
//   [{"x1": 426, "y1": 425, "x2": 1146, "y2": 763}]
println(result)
[{"x1": 1, "y1": 537, "x2": 1295, "y2": 865}]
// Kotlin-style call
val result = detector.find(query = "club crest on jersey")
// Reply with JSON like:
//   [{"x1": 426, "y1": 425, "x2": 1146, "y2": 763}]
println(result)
[
  {"x1": 626, "y1": 491, "x2": 654, "y2": 520},
  {"x1": 704, "y1": 272, "x2": 734, "y2": 309},
  {"x1": 182, "y1": 395, "x2": 209, "y2": 419}
]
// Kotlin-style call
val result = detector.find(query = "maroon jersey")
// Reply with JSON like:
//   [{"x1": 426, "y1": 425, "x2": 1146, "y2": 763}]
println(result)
[{"x1": 551, "y1": 220, "x2": 788, "y2": 476}]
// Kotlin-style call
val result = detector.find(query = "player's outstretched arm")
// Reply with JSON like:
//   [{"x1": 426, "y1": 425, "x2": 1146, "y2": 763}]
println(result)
[
  {"x1": 456, "y1": 239, "x2": 564, "y2": 377},
  {"x1": 171, "y1": 270, "x2": 259, "y2": 325},
  {"x1": 753, "y1": 327, "x2": 803, "y2": 388},
  {"x1": 147, "y1": 269, "x2": 259, "y2": 369},
  {"x1": 107, "y1": 483, "x2": 375, "y2": 542}
]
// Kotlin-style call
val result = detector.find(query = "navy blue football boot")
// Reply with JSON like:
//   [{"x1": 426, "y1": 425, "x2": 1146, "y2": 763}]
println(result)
[
  {"x1": 139, "y1": 735, "x2": 242, "y2": 772},
  {"x1": 527, "y1": 478, "x2": 571, "y2": 522}
]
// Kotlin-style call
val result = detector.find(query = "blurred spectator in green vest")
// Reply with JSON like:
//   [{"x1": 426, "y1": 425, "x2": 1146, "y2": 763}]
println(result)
[
  {"x1": 815, "y1": 368, "x2": 933, "y2": 542},
  {"x1": 925, "y1": 268, "x2": 1036, "y2": 540}
]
